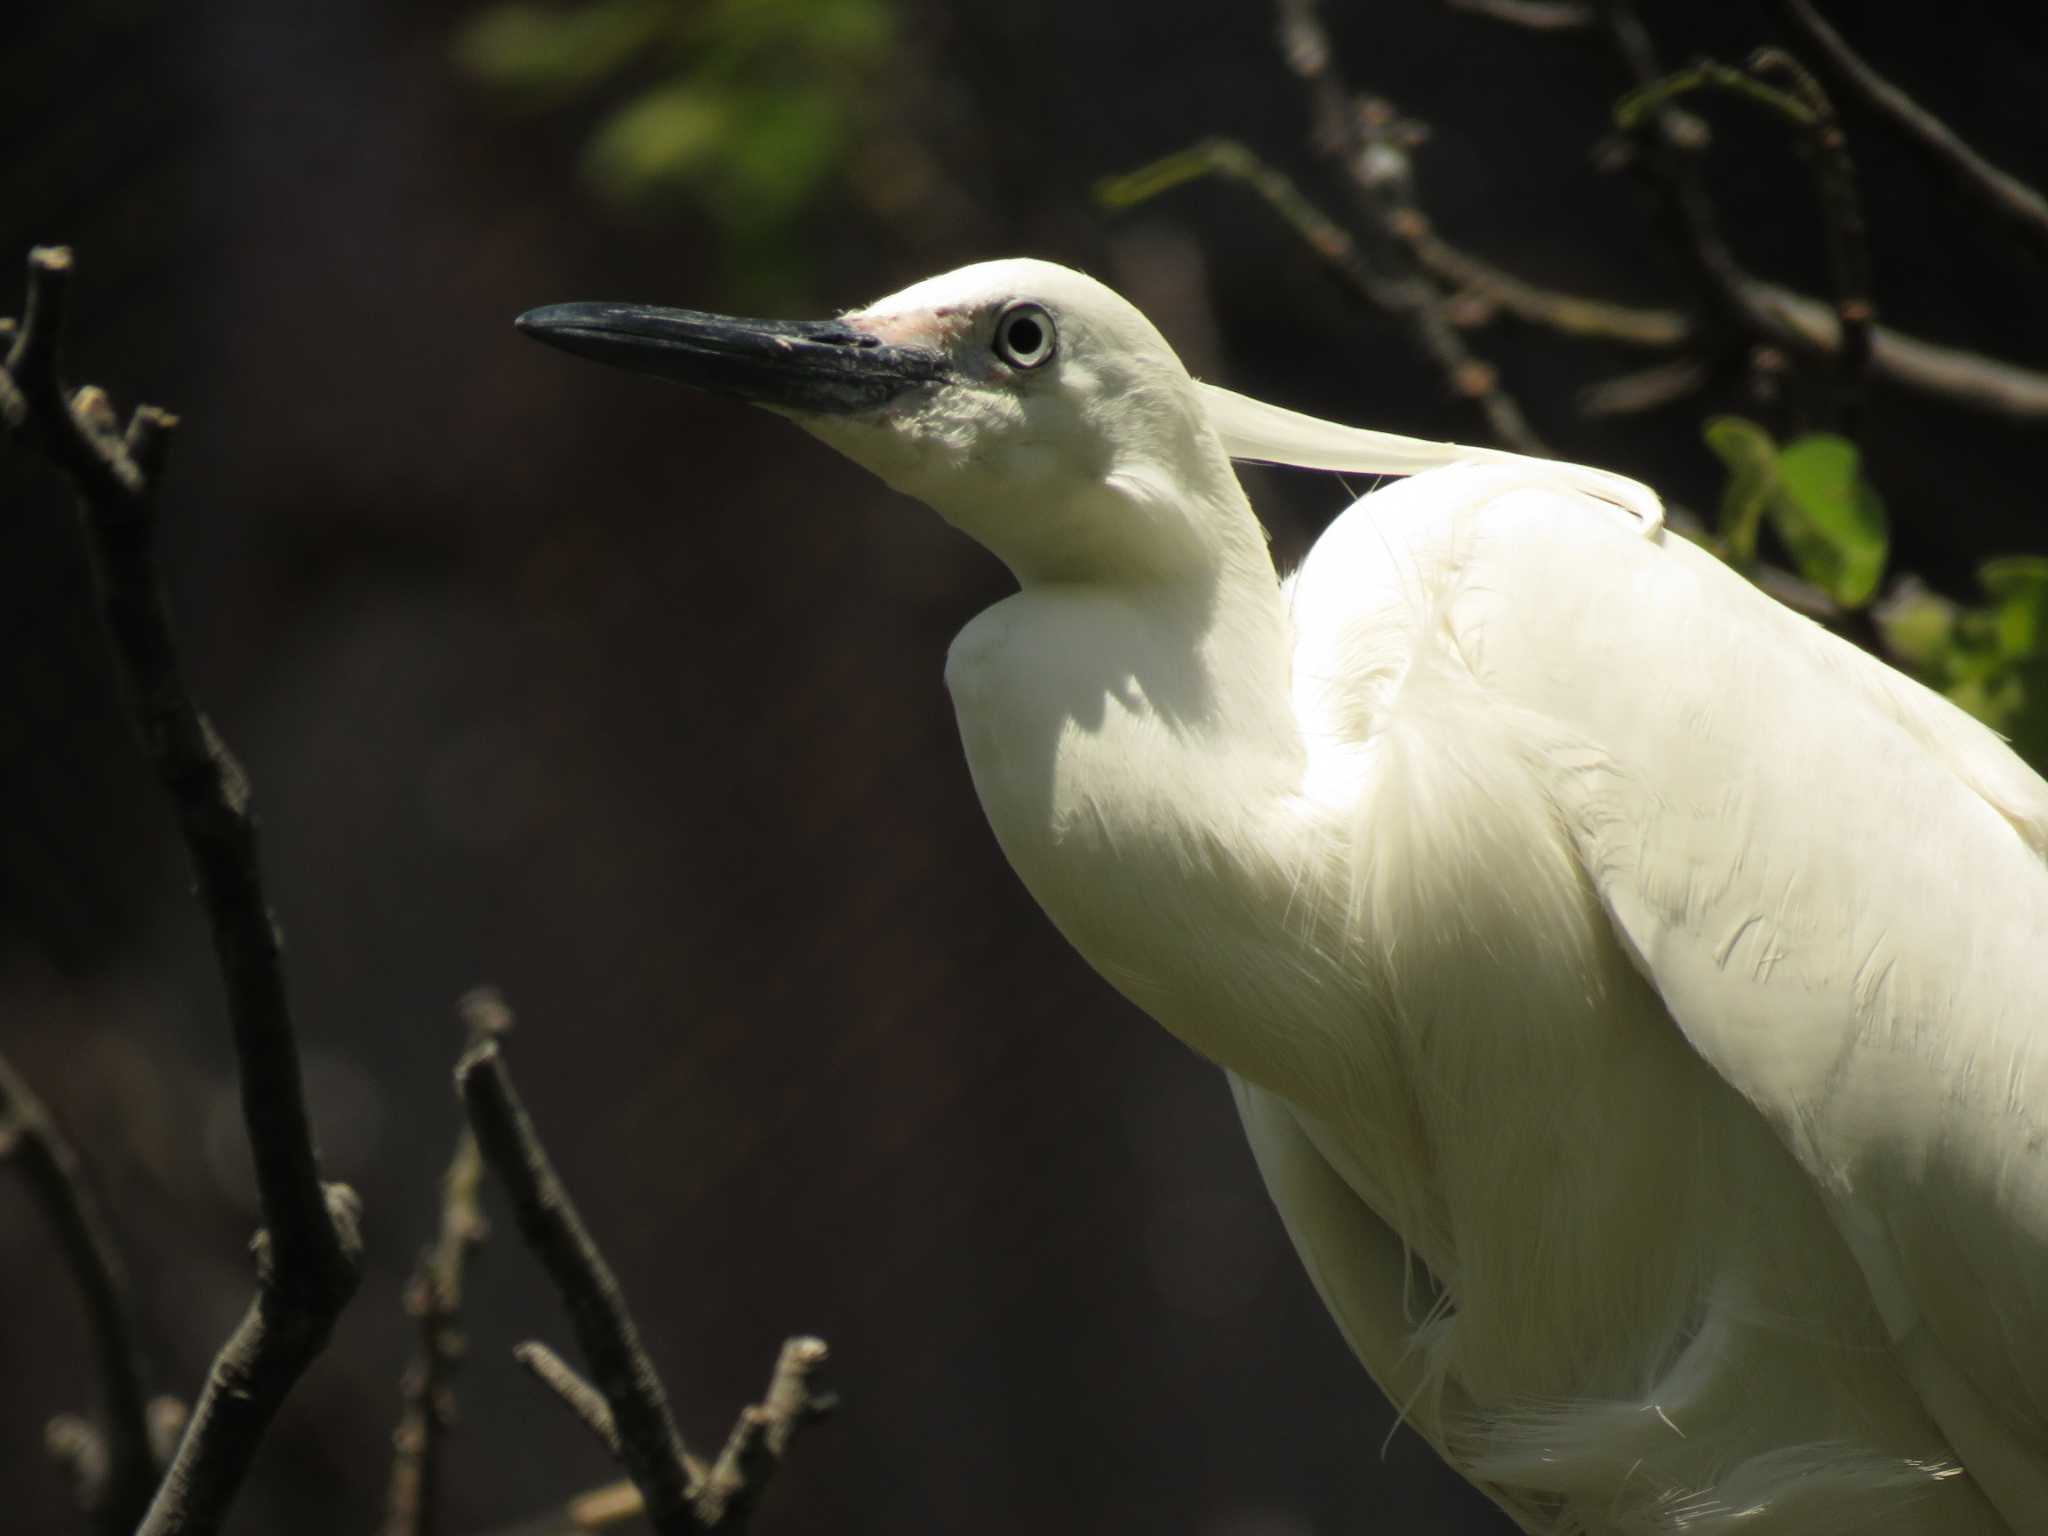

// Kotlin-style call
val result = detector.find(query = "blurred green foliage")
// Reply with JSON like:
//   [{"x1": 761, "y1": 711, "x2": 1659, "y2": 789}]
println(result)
[
  {"x1": 1704, "y1": 417, "x2": 1887, "y2": 608},
  {"x1": 1707, "y1": 416, "x2": 2048, "y2": 766},
  {"x1": 454, "y1": 0, "x2": 892, "y2": 282},
  {"x1": 1879, "y1": 559, "x2": 2048, "y2": 769}
]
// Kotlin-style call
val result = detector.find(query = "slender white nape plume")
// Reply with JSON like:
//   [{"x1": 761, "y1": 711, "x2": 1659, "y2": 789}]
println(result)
[{"x1": 1196, "y1": 381, "x2": 1665, "y2": 535}]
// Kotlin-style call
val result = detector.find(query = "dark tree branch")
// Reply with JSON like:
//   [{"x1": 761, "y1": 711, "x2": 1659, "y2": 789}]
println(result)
[
  {"x1": 382, "y1": 994, "x2": 500, "y2": 1536},
  {"x1": 514, "y1": 1342, "x2": 624, "y2": 1460},
  {"x1": 456, "y1": 1038, "x2": 697, "y2": 1532},
  {"x1": 0, "y1": 1053, "x2": 156, "y2": 1534},
  {"x1": 1403, "y1": 227, "x2": 1691, "y2": 347},
  {"x1": 1099, "y1": 134, "x2": 2048, "y2": 423},
  {"x1": 1445, "y1": 0, "x2": 1591, "y2": 29},
  {"x1": 1616, "y1": 48, "x2": 1876, "y2": 431},
  {"x1": 471, "y1": 1480, "x2": 646, "y2": 1536},
  {"x1": 1597, "y1": 6, "x2": 1954, "y2": 437},
  {"x1": 1098, "y1": 138, "x2": 1691, "y2": 348},
  {"x1": 1, "y1": 246, "x2": 363, "y2": 1536},
  {"x1": 1274, "y1": 0, "x2": 1552, "y2": 455},
  {"x1": 1752, "y1": 284, "x2": 2048, "y2": 419},
  {"x1": 688, "y1": 1338, "x2": 833, "y2": 1532},
  {"x1": 1747, "y1": 47, "x2": 1873, "y2": 425},
  {"x1": 1596, "y1": 0, "x2": 1763, "y2": 341},
  {"x1": 1776, "y1": 0, "x2": 2048, "y2": 261},
  {"x1": 1613, "y1": 57, "x2": 1818, "y2": 129},
  {"x1": 1577, "y1": 355, "x2": 1712, "y2": 417},
  {"x1": 458, "y1": 1033, "x2": 833, "y2": 1532}
]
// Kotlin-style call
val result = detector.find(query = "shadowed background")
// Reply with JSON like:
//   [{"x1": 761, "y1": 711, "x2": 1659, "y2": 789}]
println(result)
[{"x1": 3, "y1": 2, "x2": 2044, "y2": 1532}]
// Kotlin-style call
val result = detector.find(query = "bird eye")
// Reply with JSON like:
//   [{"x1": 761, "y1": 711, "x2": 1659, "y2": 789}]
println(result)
[{"x1": 993, "y1": 300, "x2": 1056, "y2": 369}]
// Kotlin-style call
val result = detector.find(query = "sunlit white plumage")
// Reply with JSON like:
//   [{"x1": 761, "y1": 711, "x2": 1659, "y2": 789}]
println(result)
[{"x1": 520, "y1": 258, "x2": 2048, "y2": 1533}]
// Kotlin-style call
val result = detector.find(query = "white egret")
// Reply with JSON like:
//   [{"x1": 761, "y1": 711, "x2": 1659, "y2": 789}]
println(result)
[{"x1": 518, "y1": 259, "x2": 2048, "y2": 1533}]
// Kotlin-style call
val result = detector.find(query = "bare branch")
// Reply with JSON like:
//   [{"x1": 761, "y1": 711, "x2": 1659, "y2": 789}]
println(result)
[
  {"x1": 1404, "y1": 232, "x2": 1690, "y2": 347},
  {"x1": 1100, "y1": 138, "x2": 1691, "y2": 349},
  {"x1": 1613, "y1": 46, "x2": 1877, "y2": 427},
  {"x1": 459, "y1": 1031, "x2": 831, "y2": 1531},
  {"x1": 1613, "y1": 58, "x2": 1819, "y2": 134},
  {"x1": 1599, "y1": 5, "x2": 1924, "y2": 435},
  {"x1": 1747, "y1": 46, "x2": 1873, "y2": 424},
  {"x1": 1776, "y1": 0, "x2": 2048, "y2": 260},
  {"x1": 1604, "y1": 32, "x2": 2048, "y2": 425},
  {"x1": 1445, "y1": 0, "x2": 1591, "y2": 29},
  {"x1": 0, "y1": 1052, "x2": 157, "y2": 1533},
  {"x1": 1757, "y1": 284, "x2": 2048, "y2": 419},
  {"x1": 689, "y1": 1338, "x2": 833, "y2": 1531},
  {"x1": 1273, "y1": 0, "x2": 1551, "y2": 454},
  {"x1": 1596, "y1": 0, "x2": 1760, "y2": 327},
  {"x1": 468, "y1": 1480, "x2": 646, "y2": 1536},
  {"x1": 1101, "y1": 136, "x2": 2048, "y2": 421},
  {"x1": 456, "y1": 1038, "x2": 696, "y2": 1533},
  {"x1": 1577, "y1": 356, "x2": 1712, "y2": 417},
  {"x1": 1, "y1": 245, "x2": 364, "y2": 1536},
  {"x1": 382, "y1": 1113, "x2": 491, "y2": 1536},
  {"x1": 514, "y1": 1342, "x2": 622, "y2": 1460}
]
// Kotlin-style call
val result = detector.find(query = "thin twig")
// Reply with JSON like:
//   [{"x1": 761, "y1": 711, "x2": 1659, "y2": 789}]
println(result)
[
  {"x1": 1099, "y1": 137, "x2": 2048, "y2": 421},
  {"x1": 1613, "y1": 58, "x2": 1819, "y2": 134},
  {"x1": 1600, "y1": 5, "x2": 1900, "y2": 435},
  {"x1": 1099, "y1": 138, "x2": 1690, "y2": 348},
  {"x1": 1756, "y1": 283, "x2": 2048, "y2": 419},
  {"x1": 459, "y1": 1032, "x2": 832, "y2": 1531},
  {"x1": 1274, "y1": 0, "x2": 1552, "y2": 455},
  {"x1": 1618, "y1": 50, "x2": 1878, "y2": 430},
  {"x1": 1594, "y1": 0, "x2": 1791, "y2": 376},
  {"x1": 1406, "y1": 232, "x2": 1690, "y2": 346},
  {"x1": 514, "y1": 1342, "x2": 623, "y2": 1459},
  {"x1": 456, "y1": 1038, "x2": 697, "y2": 1534},
  {"x1": 383, "y1": 1002, "x2": 496, "y2": 1536},
  {"x1": 0, "y1": 1053, "x2": 156, "y2": 1534},
  {"x1": 1, "y1": 245, "x2": 364, "y2": 1536},
  {"x1": 1445, "y1": 0, "x2": 1591, "y2": 29},
  {"x1": 468, "y1": 1480, "x2": 645, "y2": 1536},
  {"x1": 689, "y1": 1338, "x2": 833, "y2": 1531},
  {"x1": 1748, "y1": 46, "x2": 1873, "y2": 427},
  {"x1": 1577, "y1": 356, "x2": 1711, "y2": 417},
  {"x1": 1776, "y1": 0, "x2": 2048, "y2": 261}
]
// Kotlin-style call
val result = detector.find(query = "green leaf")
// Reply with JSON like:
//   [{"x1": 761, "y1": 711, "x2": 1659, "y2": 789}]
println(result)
[
  {"x1": 452, "y1": 0, "x2": 669, "y2": 100},
  {"x1": 711, "y1": 87, "x2": 845, "y2": 232},
  {"x1": 700, "y1": 0, "x2": 890, "y2": 61},
  {"x1": 583, "y1": 84, "x2": 731, "y2": 197},
  {"x1": 1979, "y1": 556, "x2": 2048, "y2": 659},
  {"x1": 1701, "y1": 415, "x2": 1777, "y2": 566},
  {"x1": 1768, "y1": 433, "x2": 1888, "y2": 609},
  {"x1": 1873, "y1": 582, "x2": 1957, "y2": 675}
]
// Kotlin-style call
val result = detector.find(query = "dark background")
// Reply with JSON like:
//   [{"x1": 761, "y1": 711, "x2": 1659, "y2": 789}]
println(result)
[{"x1": 3, "y1": 3, "x2": 2043, "y2": 1532}]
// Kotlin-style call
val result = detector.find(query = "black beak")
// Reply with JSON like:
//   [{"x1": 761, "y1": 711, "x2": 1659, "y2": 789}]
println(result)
[{"x1": 514, "y1": 301, "x2": 952, "y2": 415}]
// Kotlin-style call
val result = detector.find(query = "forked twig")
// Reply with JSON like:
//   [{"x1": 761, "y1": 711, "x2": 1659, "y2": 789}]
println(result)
[
  {"x1": 2, "y1": 245, "x2": 363, "y2": 1536},
  {"x1": 1777, "y1": 0, "x2": 2048, "y2": 260},
  {"x1": 1274, "y1": 0, "x2": 1551, "y2": 454},
  {"x1": 382, "y1": 994, "x2": 502, "y2": 1536},
  {"x1": 0, "y1": 1052, "x2": 156, "y2": 1533},
  {"x1": 457, "y1": 1037, "x2": 695, "y2": 1529},
  {"x1": 1615, "y1": 46, "x2": 1875, "y2": 427},
  {"x1": 457, "y1": 1032, "x2": 831, "y2": 1531},
  {"x1": 1098, "y1": 138, "x2": 1690, "y2": 349},
  {"x1": 515, "y1": 1342, "x2": 623, "y2": 1459},
  {"x1": 1445, "y1": 0, "x2": 1591, "y2": 28}
]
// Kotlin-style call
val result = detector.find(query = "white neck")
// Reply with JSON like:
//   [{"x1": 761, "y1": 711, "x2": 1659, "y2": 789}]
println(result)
[{"x1": 942, "y1": 475, "x2": 1335, "y2": 1101}]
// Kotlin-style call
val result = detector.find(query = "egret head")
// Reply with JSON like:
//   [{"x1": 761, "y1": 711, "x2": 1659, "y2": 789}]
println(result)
[{"x1": 517, "y1": 259, "x2": 1248, "y2": 586}]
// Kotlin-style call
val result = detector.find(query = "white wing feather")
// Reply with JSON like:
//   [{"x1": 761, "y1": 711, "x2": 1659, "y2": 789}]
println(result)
[{"x1": 1275, "y1": 462, "x2": 2048, "y2": 1528}]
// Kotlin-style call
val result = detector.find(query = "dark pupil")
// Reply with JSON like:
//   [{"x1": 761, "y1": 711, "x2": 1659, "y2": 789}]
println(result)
[{"x1": 1006, "y1": 316, "x2": 1044, "y2": 356}]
